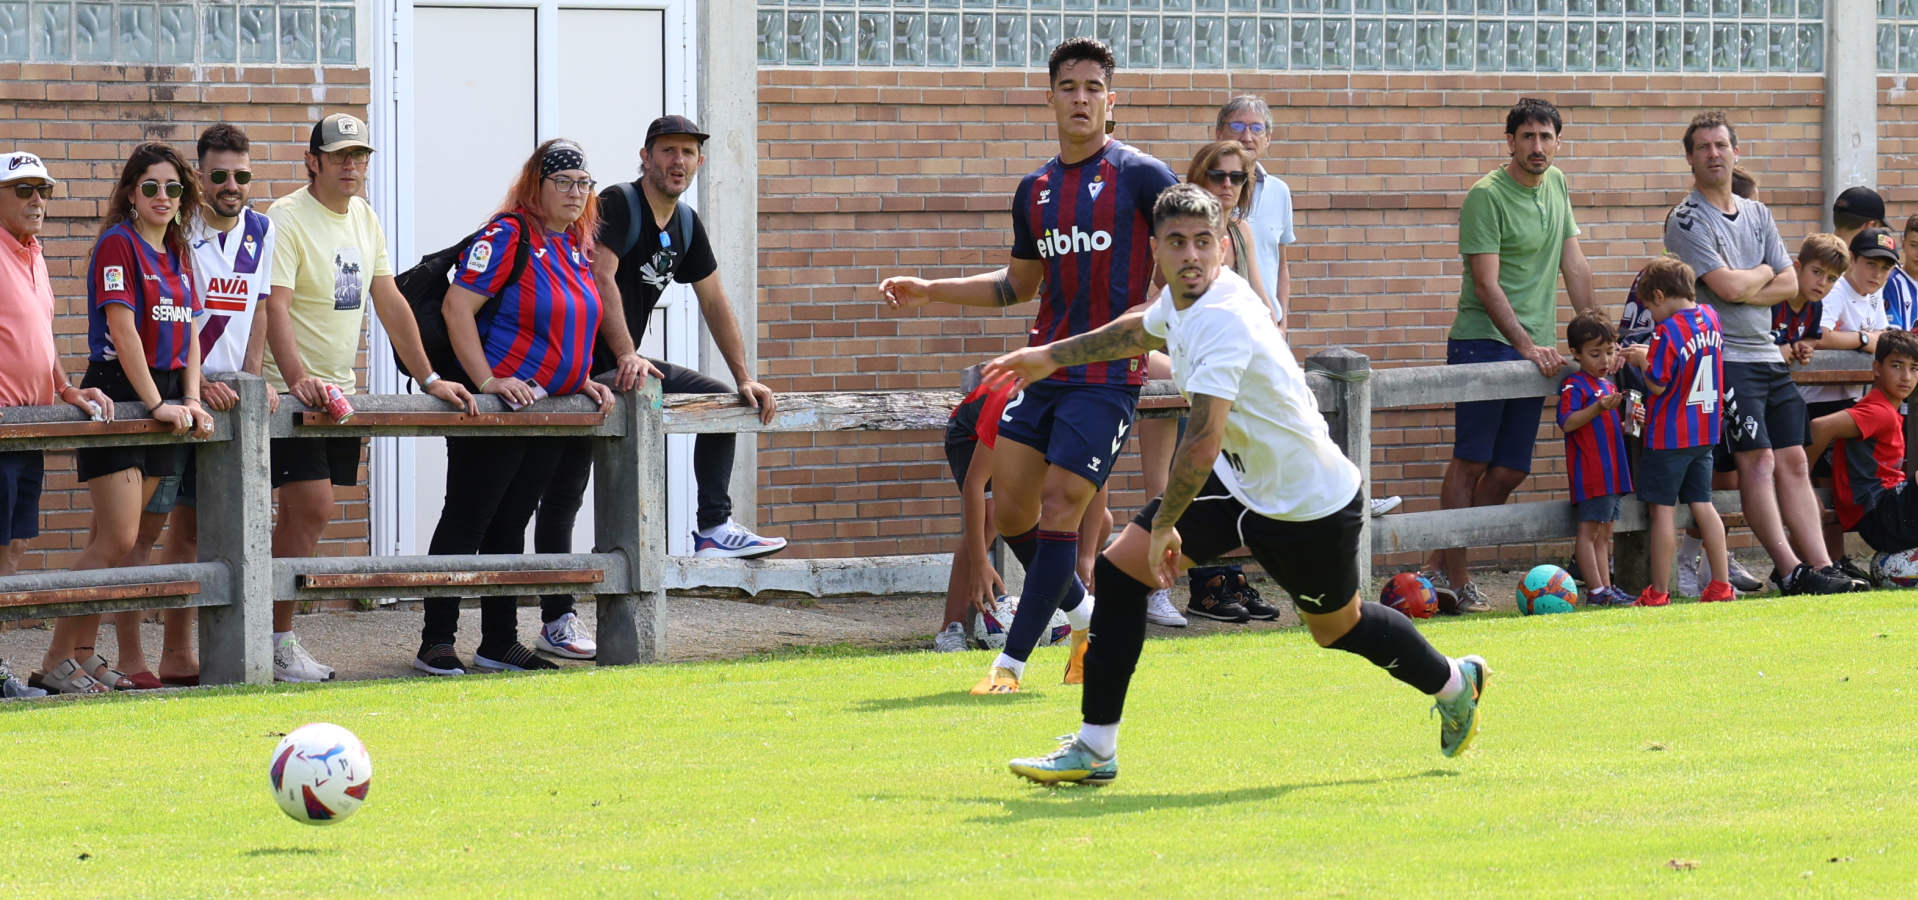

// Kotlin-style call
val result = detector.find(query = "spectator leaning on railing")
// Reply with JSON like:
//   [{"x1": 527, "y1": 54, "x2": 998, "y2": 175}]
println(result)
[
  {"x1": 416, "y1": 139, "x2": 617, "y2": 677},
  {"x1": 34, "y1": 142, "x2": 214, "y2": 696},
  {"x1": 0, "y1": 150, "x2": 115, "y2": 699}
]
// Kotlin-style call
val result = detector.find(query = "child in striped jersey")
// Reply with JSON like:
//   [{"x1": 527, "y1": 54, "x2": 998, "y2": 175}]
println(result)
[
  {"x1": 1621, "y1": 256, "x2": 1732, "y2": 607},
  {"x1": 1556, "y1": 312, "x2": 1635, "y2": 607},
  {"x1": 1774, "y1": 234, "x2": 1847, "y2": 366}
]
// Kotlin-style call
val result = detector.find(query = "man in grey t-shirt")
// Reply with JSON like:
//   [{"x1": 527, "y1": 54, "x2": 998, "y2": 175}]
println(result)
[{"x1": 1661, "y1": 111, "x2": 1852, "y2": 596}]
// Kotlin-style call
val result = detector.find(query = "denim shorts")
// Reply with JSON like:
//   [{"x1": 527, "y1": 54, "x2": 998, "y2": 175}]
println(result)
[{"x1": 1447, "y1": 339, "x2": 1544, "y2": 474}]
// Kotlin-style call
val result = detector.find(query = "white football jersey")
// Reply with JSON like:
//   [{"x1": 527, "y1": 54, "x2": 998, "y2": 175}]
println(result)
[
  {"x1": 1142, "y1": 268, "x2": 1360, "y2": 521},
  {"x1": 188, "y1": 208, "x2": 274, "y2": 376}
]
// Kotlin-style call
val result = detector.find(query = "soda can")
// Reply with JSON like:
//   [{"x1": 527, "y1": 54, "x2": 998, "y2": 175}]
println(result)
[
  {"x1": 1622, "y1": 389, "x2": 1643, "y2": 438},
  {"x1": 322, "y1": 383, "x2": 355, "y2": 423}
]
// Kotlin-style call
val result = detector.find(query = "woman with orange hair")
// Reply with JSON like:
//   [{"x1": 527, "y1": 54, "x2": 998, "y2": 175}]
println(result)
[{"x1": 414, "y1": 138, "x2": 616, "y2": 676}]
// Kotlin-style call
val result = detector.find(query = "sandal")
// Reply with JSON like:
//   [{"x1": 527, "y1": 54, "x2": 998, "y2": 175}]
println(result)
[
  {"x1": 81, "y1": 653, "x2": 139, "y2": 691},
  {"x1": 30, "y1": 658, "x2": 111, "y2": 695}
]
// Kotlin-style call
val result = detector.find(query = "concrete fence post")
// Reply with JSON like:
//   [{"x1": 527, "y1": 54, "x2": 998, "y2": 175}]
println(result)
[
  {"x1": 196, "y1": 374, "x2": 273, "y2": 685},
  {"x1": 594, "y1": 381, "x2": 666, "y2": 664},
  {"x1": 1306, "y1": 347, "x2": 1374, "y2": 593}
]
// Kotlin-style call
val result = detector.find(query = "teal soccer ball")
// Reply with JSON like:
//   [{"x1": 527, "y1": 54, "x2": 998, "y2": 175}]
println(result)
[{"x1": 1516, "y1": 565, "x2": 1578, "y2": 615}]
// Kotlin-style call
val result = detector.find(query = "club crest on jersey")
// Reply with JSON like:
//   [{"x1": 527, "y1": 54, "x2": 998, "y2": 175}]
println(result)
[
  {"x1": 243, "y1": 235, "x2": 257, "y2": 257},
  {"x1": 466, "y1": 240, "x2": 493, "y2": 274},
  {"x1": 102, "y1": 266, "x2": 125, "y2": 292},
  {"x1": 1035, "y1": 226, "x2": 1112, "y2": 260},
  {"x1": 1087, "y1": 177, "x2": 1105, "y2": 200}
]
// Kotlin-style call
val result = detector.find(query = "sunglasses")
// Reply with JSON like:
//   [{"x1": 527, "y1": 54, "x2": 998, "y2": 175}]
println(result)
[
  {"x1": 207, "y1": 169, "x2": 252, "y2": 185},
  {"x1": 10, "y1": 183, "x2": 52, "y2": 200},
  {"x1": 545, "y1": 175, "x2": 597, "y2": 195},
  {"x1": 1206, "y1": 169, "x2": 1249, "y2": 187},
  {"x1": 139, "y1": 180, "x2": 184, "y2": 199},
  {"x1": 1225, "y1": 121, "x2": 1269, "y2": 135}
]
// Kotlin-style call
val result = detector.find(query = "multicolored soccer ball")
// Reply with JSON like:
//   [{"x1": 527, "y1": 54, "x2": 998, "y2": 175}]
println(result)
[
  {"x1": 269, "y1": 723, "x2": 372, "y2": 825},
  {"x1": 1380, "y1": 572, "x2": 1437, "y2": 619},
  {"x1": 1871, "y1": 549, "x2": 1918, "y2": 587},
  {"x1": 1516, "y1": 564, "x2": 1579, "y2": 615},
  {"x1": 973, "y1": 594, "x2": 1072, "y2": 650}
]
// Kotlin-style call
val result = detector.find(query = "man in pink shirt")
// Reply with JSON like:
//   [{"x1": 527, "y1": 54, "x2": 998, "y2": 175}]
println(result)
[{"x1": 0, "y1": 150, "x2": 112, "y2": 698}]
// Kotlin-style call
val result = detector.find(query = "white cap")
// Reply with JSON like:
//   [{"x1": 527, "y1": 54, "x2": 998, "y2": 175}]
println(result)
[{"x1": 0, "y1": 152, "x2": 56, "y2": 185}]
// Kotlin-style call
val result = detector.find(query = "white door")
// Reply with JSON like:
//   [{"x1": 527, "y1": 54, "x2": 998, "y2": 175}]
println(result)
[{"x1": 371, "y1": 1, "x2": 698, "y2": 558}]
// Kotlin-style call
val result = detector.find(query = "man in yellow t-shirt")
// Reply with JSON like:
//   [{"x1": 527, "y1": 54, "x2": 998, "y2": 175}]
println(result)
[{"x1": 260, "y1": 113, "x2": 476, "y2": 683}]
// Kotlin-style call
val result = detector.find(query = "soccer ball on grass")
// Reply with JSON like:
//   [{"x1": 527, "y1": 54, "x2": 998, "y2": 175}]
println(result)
[
  {"x1": 1516, "y1": 564, "x2": 1578, "y2": 615},
  {"x1": 269, "y1": 722, "x2": 372, "y2": 825},
  {"x1": 973, "y1": 594, "x2": 1071, "y2": 650},
  {"x1": 1380, "y1": 572, "x2": 1437, "y2": 618}
]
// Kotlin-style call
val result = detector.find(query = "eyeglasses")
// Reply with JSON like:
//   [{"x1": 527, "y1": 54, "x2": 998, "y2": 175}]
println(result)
[
  {"x1": 546, "y1": 175, "x2": 597, "y2": 195},
  {"x1": 323, "y1": 149, "x2": 373, "y2": 168},
  {"x1": 10, "y1": 183, "x2": 52, "y2": 200},
  {"x1": 207, "y1": 169, "x2": 252, "y2": 185},
  {"x1": 1225, "y1": 121, "x2": 1269, "y2": 135},
  {"x1": 139, "y1": 180, "x2": 184, "y2": 199},
  {"x1": 1205, "y1": 169, "x2": 1249, "y2": 187}
]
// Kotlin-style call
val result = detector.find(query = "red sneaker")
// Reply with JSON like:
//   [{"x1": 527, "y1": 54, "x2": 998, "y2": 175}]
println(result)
[
  {"x1": 1699, "y1": 580, "x2": 1736, "y2": 603},
  {"x1": 1635, "y1": 587, "x2": 1671, "y2": 607}
]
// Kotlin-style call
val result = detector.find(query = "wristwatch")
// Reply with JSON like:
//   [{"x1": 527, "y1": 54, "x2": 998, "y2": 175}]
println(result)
[{"x1": 1859, "y1": 331, "x2": 1870, "y2": 351}]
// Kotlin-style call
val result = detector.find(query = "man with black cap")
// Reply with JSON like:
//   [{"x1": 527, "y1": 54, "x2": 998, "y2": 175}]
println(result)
[
  {"x1": 540, "y1": 114, "x2": 787, "y2": 562},
  {"x1": 261, "y1": 112, "x2": 477, "y2": 682},
  {"x1": 1832, "y1": 186, "x2": 1886, "y2": 247}
]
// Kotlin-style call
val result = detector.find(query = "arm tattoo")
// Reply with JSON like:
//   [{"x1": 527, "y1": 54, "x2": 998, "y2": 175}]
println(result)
[
  {"x1": 1153, "y1": 398, "x2": 1220, "y2": 528},
  {"x1": 992, "y1": 274, "x2": 1017, "y2": 307},
  {"x1": 1048, "y1": 314, "x2": 1166, "y2": 367}
]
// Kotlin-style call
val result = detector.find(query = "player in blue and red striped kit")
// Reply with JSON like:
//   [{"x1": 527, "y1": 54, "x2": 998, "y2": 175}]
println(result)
[
  {"x1": 881, "y1": 37, "x2": 1178, "y2": 695},
  {"x1": 1556, "y1": 312, "x2": 1636, "y2": 607},
  {"x1": 1623, "y1": 257, "x2": 1733, "y2": 607}
]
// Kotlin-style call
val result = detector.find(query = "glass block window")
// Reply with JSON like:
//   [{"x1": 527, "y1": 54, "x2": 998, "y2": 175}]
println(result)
[
  {"x1": 757, "y1": 0, "x2": 1875, "y2": 71},
  {"x1": 0, "y1": 0, "x2": 355, "y2": 64}
]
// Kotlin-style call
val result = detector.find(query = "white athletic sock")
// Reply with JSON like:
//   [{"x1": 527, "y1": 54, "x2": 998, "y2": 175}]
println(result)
[
  {"x1": 1064, "y1": 593, "x2": 1095, "y2": 631},
  {"x1": 1077, "y1": 722, "x2": 1119, "y2": 759},
  {"x1": 992, "y1": 653, "x2": 1026, "y2": 679},
  {"x1": 1435, "y1": 658, "x2": 1467, "y2": 701}
]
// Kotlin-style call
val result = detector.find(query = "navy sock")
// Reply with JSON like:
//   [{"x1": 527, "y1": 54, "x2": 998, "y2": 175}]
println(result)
[
  {"x1": 1081, "y1": 554, "x2": 1149, "y2": 726},
  {"x1": 1003, "y1": 530, "x2": 1079, "y2": 662},
  {"x1": 1328, "y1": 602, "x2": 1452, "y2": 694},
  {"x1": 1004, "y1": 526, "x2": 1087, "y2": 611}
]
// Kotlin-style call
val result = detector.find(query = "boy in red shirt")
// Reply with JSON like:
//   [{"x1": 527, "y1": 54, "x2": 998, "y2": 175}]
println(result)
[
  {"x1": 1621, "y1": 257, "x2": 1734, "y2": 606},
  {"x1": 1806, "y1": 330, "x2": 1918, "y2": 558}
]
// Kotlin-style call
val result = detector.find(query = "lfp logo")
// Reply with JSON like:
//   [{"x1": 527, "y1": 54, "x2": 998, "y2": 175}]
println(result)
[{"x1": 1035, "y1": 226, "x2": 1112, "y2": 260}]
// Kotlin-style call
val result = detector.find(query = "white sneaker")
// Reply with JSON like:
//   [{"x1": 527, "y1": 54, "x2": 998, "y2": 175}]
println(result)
[
  {"x1": 273, "y1": 633, "x2": 334, "y2": 683},
  {"x1": 692, "y1": 519, "x2": 789, "y2": 559},
  {"x1": 1145, "y1": 588, "x2": 1188, "y2": 627},
  {"x1": 933, "y1": 621, "x2": 968, "y2": 653},
  {"x1": 539, "y1": 611, "x2": 597, "y2": 660},
  {"x1": 1674, "y1": 544, "x2": 1704, "y2": 598},
  {"x1": 1369, "y1": 496, "x2": 1403, "y2": 517}
]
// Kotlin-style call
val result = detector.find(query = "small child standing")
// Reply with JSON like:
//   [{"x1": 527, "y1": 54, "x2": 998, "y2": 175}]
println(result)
[
  {"x1": 1622, "y1": 257, "x2": 1733, "y2": 607},
  {"x1": 1556, "y1": 312, "x2": 1636, "y2": 607}
]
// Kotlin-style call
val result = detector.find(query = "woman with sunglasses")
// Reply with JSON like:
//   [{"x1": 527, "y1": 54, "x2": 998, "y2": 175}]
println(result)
[
  {"x1": 414, "y1": 138, "x2": 616, "y2": 676},
  {"x1": 1185, "y1": 140, "x2": 1276, "y2": 320},
  {"x1": 32, "y1": 142, "x2": 212, "y2": 695}
]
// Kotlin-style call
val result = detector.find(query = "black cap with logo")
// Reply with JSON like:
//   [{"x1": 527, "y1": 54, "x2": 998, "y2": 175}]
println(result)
[{"x1": 1850, "y1": 226, "x2": 1898, "y2": 263}]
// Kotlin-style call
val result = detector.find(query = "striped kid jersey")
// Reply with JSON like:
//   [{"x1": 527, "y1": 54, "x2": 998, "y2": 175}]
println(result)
[
  {"x1": 86, "y1": 222, "x2": 199, "y2": 370},
  {"x1": 1556, "y1": 371, "x2": 1633, "y2": 501},
  {"x1": 1642, "y1": 305, "x2": 1724, "y2": 450},
  {"x1": 1770, "y1": 298, "x2": 1822, "y2": 345},
  {"x1": 1883, "y1": 266, "x2": 1918, "y2": 331},
  {"x1": 455, "y1": 212, "x2": 603, "y2": 396},
  {"x1": 1010, "y1": 139, "x2": 1177, "y2": 387},
  {"x1": 1832, "y1": 388, "x2": 1905, "y2": 530}
]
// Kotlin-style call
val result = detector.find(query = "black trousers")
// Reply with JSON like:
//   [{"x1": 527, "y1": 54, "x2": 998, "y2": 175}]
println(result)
[
  {"x1": 536, "y1": 359, "x2": 737, "y2": 555},
  {"x1": 422, "y1": 436, "x2": 568, "y2": 648}
]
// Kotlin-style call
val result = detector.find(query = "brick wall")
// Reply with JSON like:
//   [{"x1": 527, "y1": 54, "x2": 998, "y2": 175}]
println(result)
[
  {"x1": 0, "y1": 63, "x2": 372, "y2": 573},
  {"x1": 757, "y1": 67, "x2": 1862, "y2": 572}
]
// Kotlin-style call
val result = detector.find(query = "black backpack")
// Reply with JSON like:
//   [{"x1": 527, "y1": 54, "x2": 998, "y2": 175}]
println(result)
[
  {"x1": 606, "y1": 181, "x2": 694, "y2": 272},
  {"x1": 391, "y1": 212, "x2": 533, "y2": 389}
]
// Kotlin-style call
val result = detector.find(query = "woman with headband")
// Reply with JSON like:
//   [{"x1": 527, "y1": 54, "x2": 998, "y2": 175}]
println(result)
[{"x1": 415, "y1": 138, "x2": 616, "y2": 676}]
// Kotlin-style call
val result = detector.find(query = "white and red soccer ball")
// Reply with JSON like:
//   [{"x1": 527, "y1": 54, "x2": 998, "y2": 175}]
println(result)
[{"x1": 269, "y1": 722, "x2": 372, "y2": 825}]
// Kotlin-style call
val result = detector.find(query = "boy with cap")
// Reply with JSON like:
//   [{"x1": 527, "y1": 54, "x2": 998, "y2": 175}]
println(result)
[
  {"x1": 1832, "y1": 187, "x2": 1886, "y2": 247},
  {"x1": 261, "y1": 113, "x2": 476, "y2": 682},
  {"x1": 0, "y1": 150, "x2": 116, "y2": 697},
  {"x1": 1804, "y1": 226, "x2": 1901, "y2": 575}
]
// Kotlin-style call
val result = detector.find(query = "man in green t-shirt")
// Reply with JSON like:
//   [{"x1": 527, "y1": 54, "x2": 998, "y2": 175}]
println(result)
[{"x1": 1423, "y1": 98, "x2": 1596, "y2": 613}]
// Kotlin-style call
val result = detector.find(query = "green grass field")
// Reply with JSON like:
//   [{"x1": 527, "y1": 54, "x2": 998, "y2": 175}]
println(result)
[{"x1": 3, "y1": 594, "x2": 1913, "y2": 897}]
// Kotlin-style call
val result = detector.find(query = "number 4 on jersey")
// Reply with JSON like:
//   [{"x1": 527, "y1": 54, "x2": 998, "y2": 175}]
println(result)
[{"x1": 1687, "y1": 363, "x2": 1717, "y2": 413}]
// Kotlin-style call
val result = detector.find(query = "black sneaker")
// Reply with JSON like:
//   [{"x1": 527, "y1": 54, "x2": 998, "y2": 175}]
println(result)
[
  {"x1": 1186, "y1": 569, "x2": 1251, "y2": 623},
  {"x1": 1832, "y1": 557, "x2": 1875, "y2": 590},
  {"x1": 413, "y1": 643, "x2": 466, "y2": 676},
  {"x1": 1772, "y1": 563, "x2": 1852, "y2": 596},
  {"x1": 473, "y1": 642, "x2": 561, "y2": 672},
  {"x1": 1818, "y1": 563, "x2": 1869, "y2": 593},
  {"x1": 1228, "y1": 568, "x2": 1280, "y2": 620}
]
